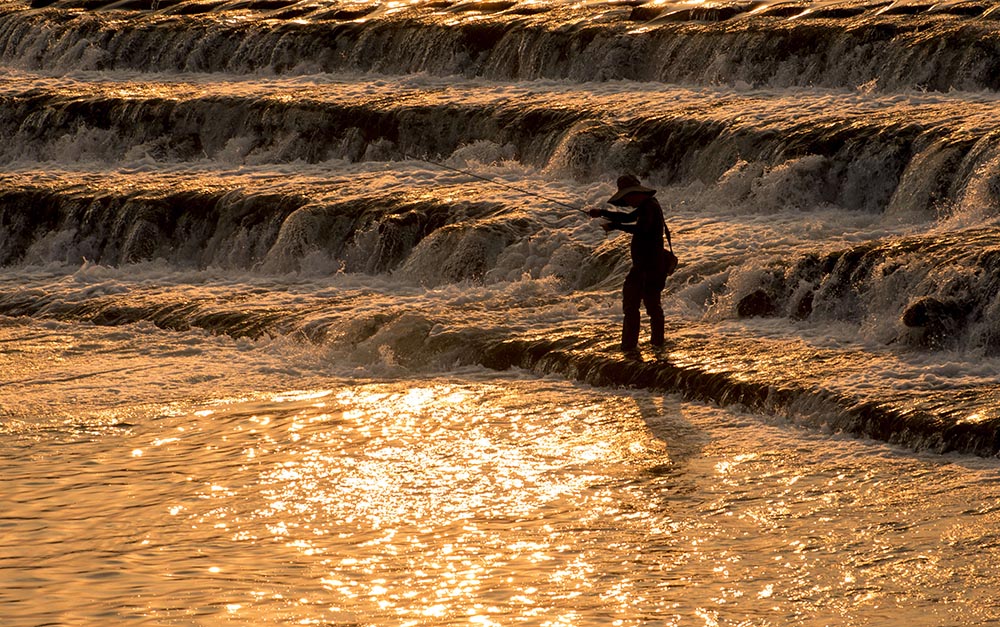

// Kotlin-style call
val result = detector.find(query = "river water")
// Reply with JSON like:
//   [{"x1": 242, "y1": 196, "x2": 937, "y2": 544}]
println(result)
[{"x1": 3, "y1": 0, "x2": 1000, "y2": 624}]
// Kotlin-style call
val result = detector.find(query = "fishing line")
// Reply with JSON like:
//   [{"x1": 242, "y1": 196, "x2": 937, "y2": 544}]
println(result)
[
  {"x1": 402, "y1": 152, "x2": 589, "y2": 215},
  {"x1": 402, "y1": 152, "x2": 694, "y2": 245}
]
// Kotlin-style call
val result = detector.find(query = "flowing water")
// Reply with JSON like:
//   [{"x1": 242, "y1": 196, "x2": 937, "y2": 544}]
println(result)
[{"x1": 4, "y1": 0, "x2": 1000, "y2": 624}]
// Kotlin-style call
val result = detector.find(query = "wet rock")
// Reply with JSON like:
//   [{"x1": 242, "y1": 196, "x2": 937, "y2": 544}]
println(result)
[
  {"x1": 792, "y1": 290, "x2": 814, "y2": 320},
  {"x1": 902, "y1": 297, "x2": 970, "y2": 346},
  {"x1": 736, "y1": 289, "x2": 777, "y2": 318}
]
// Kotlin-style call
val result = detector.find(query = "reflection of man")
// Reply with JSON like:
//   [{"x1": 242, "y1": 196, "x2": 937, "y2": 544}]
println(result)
[{"x1": 589, "y1": 175, "x2": 668, "y2": 352}]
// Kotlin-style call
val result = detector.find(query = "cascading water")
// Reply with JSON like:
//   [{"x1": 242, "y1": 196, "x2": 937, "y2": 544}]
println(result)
[{"x1": 4, "y1": 1, "x2": 1000, "y2": 625}]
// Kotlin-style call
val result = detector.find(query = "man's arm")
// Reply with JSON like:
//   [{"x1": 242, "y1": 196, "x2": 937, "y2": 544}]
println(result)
[
  {"x1": 594, "y1": 207, "x2": 639, "y2": 224},
  {"x1": 606, "y1": 221, "x2": 637, "y2": 234},
  {"x1": 588, "y1": 207, "x2": 639, "y2": 233}
]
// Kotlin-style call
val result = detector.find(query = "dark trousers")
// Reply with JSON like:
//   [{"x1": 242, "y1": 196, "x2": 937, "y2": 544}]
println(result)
[{"x1": 621, "y1": 265, "x2": 666, "y2": 350}]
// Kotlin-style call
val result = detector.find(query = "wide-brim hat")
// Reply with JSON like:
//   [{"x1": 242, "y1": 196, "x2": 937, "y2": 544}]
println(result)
[{"x1": 608, "y1": 174, "x2": 656, "y2": 206}]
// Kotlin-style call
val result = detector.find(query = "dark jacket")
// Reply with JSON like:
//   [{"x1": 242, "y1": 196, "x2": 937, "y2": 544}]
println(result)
[{"x1": 598, "y1": 195, "x2": 666, "y2": 270}]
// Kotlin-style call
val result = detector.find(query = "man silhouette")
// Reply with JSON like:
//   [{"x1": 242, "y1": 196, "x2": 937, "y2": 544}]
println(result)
[{"x1": 589, "y1": 175, "x2": 669, "y2": 352}]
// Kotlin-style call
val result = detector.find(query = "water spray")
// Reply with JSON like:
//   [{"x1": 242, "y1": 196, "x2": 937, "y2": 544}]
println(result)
[
  {"x1": 401, "y1": 153, "x2": 690, "y2": 246},
  {"x1": 402, "y1": 152, "x2": 590, "y2": 215}
]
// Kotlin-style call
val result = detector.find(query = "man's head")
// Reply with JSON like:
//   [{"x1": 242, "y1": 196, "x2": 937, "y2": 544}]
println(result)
[{"x1": 608, "y1": 174, "x2": 656, "y2": 207}]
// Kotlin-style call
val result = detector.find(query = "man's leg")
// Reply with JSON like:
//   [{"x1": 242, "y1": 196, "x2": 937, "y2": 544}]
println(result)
[
  {"x1": 644, "y1": 289, "x2": 665, "y2": 346},
  {"x1": 621, "y1": 268, "x2": 642, "y2": 351},
  {"x1": 643, "y1": 272, "x2": 666, "y2": 347}
]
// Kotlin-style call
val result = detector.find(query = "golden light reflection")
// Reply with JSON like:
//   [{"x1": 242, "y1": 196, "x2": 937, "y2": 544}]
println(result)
[
  {"x1": 961, "y1": 412, "x2": 989, "y2": 424},
  {"x1": 272, "y1": 390, "x2": 332, "y2": 403},
  {"x1": 178, "y1": 380, "x2": 685, "y2": 622},
  {"x1": 715, "y1": 453, "x2": 758, "y2": 475}
]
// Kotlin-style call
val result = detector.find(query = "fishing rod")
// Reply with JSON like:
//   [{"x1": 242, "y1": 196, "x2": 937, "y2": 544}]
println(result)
[
  {"x1": 402, "y1": 152, "x2": 590, "y2": 215},
  {"x1": 401, "y1": 153, "x2": 694, "y2": 249}
]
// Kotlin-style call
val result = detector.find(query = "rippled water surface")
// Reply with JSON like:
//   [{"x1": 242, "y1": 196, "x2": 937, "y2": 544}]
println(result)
[{"x1": 5, "y1": 369, "x2": 1000, "y2": 626}]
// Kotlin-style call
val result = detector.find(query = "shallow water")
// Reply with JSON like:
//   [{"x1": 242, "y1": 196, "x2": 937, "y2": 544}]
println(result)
[{"x1": 6, "y1": 364, "x2": 1000, "y2": 626}]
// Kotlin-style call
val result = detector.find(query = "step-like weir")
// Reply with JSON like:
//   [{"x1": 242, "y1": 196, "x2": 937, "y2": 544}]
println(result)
[
  {"x1": 6, "y1": 77, "x2": 1000, "y2": 218},
  {"x1": 3, "y1": 276, "x2": 997, "y2": 456},
  {"x1": 0, "y1": 177, "x2": 543, "y2": 279},
  {"x1": 480, "y1": 336, "x2": 1000, "y2": 457},
  {"x1": 4, "y1": 1, "x2": 1000, "y2": 91},
  {"x1": 3, "y1": 156, "x2": 1000, "y2": 351},
  {"x1": 717, "y1": 229, "x2": 1000, "y2": 353}
]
